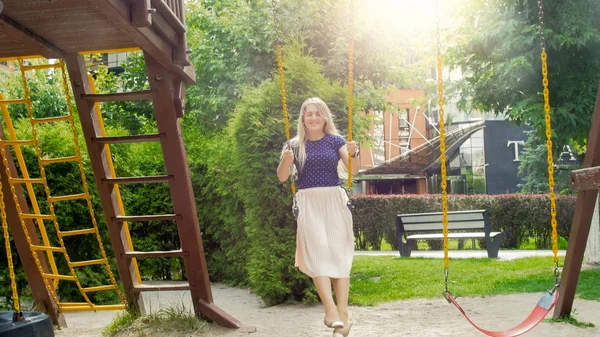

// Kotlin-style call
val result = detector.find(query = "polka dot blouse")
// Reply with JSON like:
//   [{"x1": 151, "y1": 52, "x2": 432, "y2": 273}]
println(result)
[{"x1": 294, "y1": 134, "x2": 346, "y2": 189}]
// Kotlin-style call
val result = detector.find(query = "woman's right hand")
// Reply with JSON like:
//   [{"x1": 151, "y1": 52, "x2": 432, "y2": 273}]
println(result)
[{"x1": 282, "y1": 148, "x2": 294, "y2": 165}]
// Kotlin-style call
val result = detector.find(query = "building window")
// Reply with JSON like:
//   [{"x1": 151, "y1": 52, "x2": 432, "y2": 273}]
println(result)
[
  {"x1": 105, "y1": 52, "x2": 132, "y2": 69},
  {"x1": 398, "y1": 108, "x2": 410, "y2": 154},
  {"x1": 372, "y1": 110, "x2": 385, "y2": 164}
]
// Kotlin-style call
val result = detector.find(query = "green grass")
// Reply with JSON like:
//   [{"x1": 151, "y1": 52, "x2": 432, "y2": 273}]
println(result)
[
  {"x1": 376, "y1": 236, "x2": 569, "y2": 252},
  {"x1": 102, "y1": 302, "x2": 206, "y2": 337},
  {"x1": 349, "y1": 256, "x2": 600, "y2": 306},
  {"x1": 545, "y1": 310, "x2": 596, "y2": 328}
]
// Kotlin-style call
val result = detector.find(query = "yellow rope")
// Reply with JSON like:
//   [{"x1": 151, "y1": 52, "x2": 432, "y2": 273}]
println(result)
[
  {"x1": 1, "y1": 179, "x2": 19, "y2": 312},
  {"x1": 540, "y1": 50, "x2": 559, "y2": 263},
  {"x1": 276, "y1": 44, "x2": 296, "y2": 194}
]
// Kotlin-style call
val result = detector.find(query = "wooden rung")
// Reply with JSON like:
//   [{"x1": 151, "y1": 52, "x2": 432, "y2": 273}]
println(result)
[
  {"x1": 570, "y1": 166, "x2": 600, "y2": 191},
  {"x1": 1, "y1": 139, "x2": 38, "y2": 146},
  {"x1": 42, "y1": 273, "x2": 76, "y2": 281},
  {"x1": 81, "y1": 285, "x2": 116, "y2": 293},
  {"x1": 81, "y1": 90, "x2": 154, "y2": 102},
  {"x1": 0, "y1": 99, "x2": 27, "y2": 105},
  {"x1": 21, "y1": 213, "x2": 55, "y2": 220},
  {"x1": 133, "y1": 283, "x2": 191, "y2": 292},
  {"x1": 31, "y1": 115, "x2": 72, "y2": 124},
  {"x1": 59, "y1": 228, "x2": 97, "y2": 237},
  {"x1": 21, "y1": 63, "x2": 62, "y2": 71},
  {"x1": 40, "y1": 155, "x2": 78, "y2": 165},
  {"x1": 30, "y1": 245, "x2": 64, "y2": 253},
  {"x1": 70, "y1": 258, "x2": 106, "y2": 268},
  {"x1": 124, "y1": 249, "x2": 188, "y2": 259},
  {"x1": 59, "y1": 304, "x2": 126, "y2": 312},
  {"x1": 103, "y1": 175, "x2": 173, "y2": 184},
  {"x1": 113, "y1": 214, "x2": 180, "y2": 222},
  {"x1": 92, "y1": 134, "x2": 163, "y2": 144},
  {"x1": 49, "y1": 193, "x2": 88, "y2": 203},
  {"x1": 11, "y1": 178, "x2": 45, "y2": 184}
]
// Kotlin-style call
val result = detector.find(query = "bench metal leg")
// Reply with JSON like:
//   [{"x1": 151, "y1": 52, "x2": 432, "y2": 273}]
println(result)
[
  {"x1": 399, "y1": 240, "x2": 416, "y2": 257},
  {"x1": 485, "y1": 233, "x2": 506, "y2": 258}
]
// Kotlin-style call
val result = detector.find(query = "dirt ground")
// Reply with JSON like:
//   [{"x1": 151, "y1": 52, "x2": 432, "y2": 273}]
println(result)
[{"x1": 53, "y1": 282, "x2": 600, "y2": 337}]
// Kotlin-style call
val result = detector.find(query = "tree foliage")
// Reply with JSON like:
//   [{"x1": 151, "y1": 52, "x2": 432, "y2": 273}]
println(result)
[{"x1": 446, "y1": 0, "x2": 600, "y2": 191}]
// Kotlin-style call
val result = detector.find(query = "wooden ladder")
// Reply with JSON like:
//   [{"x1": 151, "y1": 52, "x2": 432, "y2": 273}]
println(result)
[{"x1": 62, "y1": 53, "x2": 239, "y2": 328}]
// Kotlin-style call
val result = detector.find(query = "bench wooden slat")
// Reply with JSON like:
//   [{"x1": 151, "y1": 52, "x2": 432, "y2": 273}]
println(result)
[
  {"x1": 401, "y1": 213, "x2": 484, "y2": 223},
  {"x1": 403, "y1": 221, "x2": 486, "y2": 231},
  {"x1": 407, "y1": 232, "x2": 504, "y2": 240}
]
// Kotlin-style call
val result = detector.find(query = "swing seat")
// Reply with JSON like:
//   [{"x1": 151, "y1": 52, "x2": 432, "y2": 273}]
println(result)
[{"x1": 0, "y1": 311, "x2": 54, "y2": 337}]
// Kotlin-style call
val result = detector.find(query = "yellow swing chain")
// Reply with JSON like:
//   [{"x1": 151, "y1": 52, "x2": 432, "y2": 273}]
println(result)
[
  {"x1": 435, "y1": 0, "x2": 451, "y2": 295},
  {"x1": 347, "y1": 0, "x2": 354, "y2": 190},
  {"x1": 538, "y1": 0, "x2": 560, "y2": 288},
  {"x1": 1, "y1": 180, "x2": 20, "y2": 314},
  {"x1": 273, "y1": 0, "x2": 295, "y2": 195}
]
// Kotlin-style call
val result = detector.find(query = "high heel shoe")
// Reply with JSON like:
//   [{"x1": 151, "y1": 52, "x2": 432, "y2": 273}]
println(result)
[{"x1": 324, "y1": 318, "x2": 344, "y2": 328}]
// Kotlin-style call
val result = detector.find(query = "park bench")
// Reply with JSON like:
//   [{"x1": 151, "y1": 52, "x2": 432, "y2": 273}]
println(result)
[{"x1": 396, "y1": 209, "x2": 505, "y2": 258}]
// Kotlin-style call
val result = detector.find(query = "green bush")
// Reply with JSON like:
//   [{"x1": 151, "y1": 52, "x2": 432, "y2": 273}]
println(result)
[{"x1": 351, "y1": 194, "x2": 576, "y2": 251}]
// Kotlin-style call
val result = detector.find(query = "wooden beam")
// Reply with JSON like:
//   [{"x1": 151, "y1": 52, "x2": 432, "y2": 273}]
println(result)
[
  {"x1": 570, "y1": 166, "x2": 600, "y2": 191},
  {"x1": 131, "y1": 0, "x2": 153, "y2": 27},
  {"x1": 0, "y1": 14, "x2": 61, "y2": 59},
  {"x1": 85, "y1": 0, "x2": 195, "y2": 84},
  {"x1": 554, "y1": 82, "x2": 600, "y2": 317},
  {"x1": 144, "y1": 52, "x2": 239, "y2": 328}
]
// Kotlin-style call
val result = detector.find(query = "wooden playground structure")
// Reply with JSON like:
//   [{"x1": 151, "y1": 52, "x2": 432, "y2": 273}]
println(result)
[{"x1": 0, "y1": 0, "x2": 238, "y2": 331}]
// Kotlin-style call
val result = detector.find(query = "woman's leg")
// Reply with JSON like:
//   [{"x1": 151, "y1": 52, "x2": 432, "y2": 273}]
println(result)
[
  {"x1": 331, "y1": 277, "x2": 350, "y2": 321},
  {"x1": 332, "y1": 277, "x2": 352, "y2": 335},
  {"x1": 313, "y1": 276, "x2": 342, "y2": 325}
]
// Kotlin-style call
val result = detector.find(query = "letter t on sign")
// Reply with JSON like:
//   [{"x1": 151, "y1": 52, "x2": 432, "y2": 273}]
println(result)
[{"x1": 507, "y1": 140, "x2": 525, "y2": 161}]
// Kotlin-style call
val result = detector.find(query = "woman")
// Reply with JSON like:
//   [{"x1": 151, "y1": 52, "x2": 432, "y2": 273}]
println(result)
[{"x1": 277, "y1": 97, "x2": 359, "y2": 336}]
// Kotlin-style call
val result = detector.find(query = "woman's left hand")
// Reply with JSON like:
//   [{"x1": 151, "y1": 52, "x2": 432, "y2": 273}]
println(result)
[{"x1": 347, "y1": 141, "x2": 357, "y2": 157}]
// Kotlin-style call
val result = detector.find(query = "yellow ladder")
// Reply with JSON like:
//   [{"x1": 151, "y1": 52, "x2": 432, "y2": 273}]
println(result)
[{"x1": 0, "y1": 58, "x2": 130, "y2": 311}]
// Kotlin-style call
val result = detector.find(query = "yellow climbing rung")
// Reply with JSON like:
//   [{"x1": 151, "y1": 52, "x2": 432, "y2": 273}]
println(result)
[
  {"x1": 32, "y1": 115, "x2": 72, "y2": 124},
  {"x1": 11, "y1": 178, "x2": 45, "y2": 184},
  {"x1": 70, "y1": 258, "x2": 106, "y2": 268},
  {"x1": 81, "y1": 285, "x2": 116, "y2": 293},
  {"x1": 40, "y1": 155, "x2": 78, "y2": 165},
  {"x1": 0, "y1": 98, "x2": 27, "y2": 105},
  {"x1": 21, "y1": 213, "x2": 55, "y2": 220},
  {"x1": 49, "y1": 193, "x2": 88, "y2": 203},
  {"x1": 59, "y1": 303, "x2": 127, "y2": 312},
  {"x1": 59, "y1": 228, "x2": 96, "y2": 237},
  {"x1": 42, "y1": 273, "x2": 76, "y2": 281},
  {"x1": 21, "y1": 63, "x2": 62, "y2": 71},
  {"x1": 1, "y1": 140, "x2": 38, "y2": 146},
  {"x1": 30, "y1": 245, "x2": 64, "y2": 253}
]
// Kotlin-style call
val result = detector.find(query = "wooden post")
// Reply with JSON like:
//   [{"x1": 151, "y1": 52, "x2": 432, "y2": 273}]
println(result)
[
  {"x1": 0, "y1": 125, "x2": 65, "y2": 326},
  {"x1": 586, "y1": 193, "x2": 600, "y2": 264},
  {"x1": 62, "y1": 54, "x2": 144, "y2": 313},
  {"x1": 143, "y1": 52, "x2": 238, "y2": 328},
  {"x1": 554, "y1": 83, "x2": 600, "y2": 317}
]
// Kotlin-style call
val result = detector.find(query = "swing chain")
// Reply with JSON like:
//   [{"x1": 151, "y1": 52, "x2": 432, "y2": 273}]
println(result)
[
  {"x1": 552, "y1": 261, "x2": 561, "y2": 292},
  {"x1": 537, "y1": 0, "x2": 546, "y2": 50},
  {"x1": 443, "y1": 267, "x2": 452, "y2": 303}
]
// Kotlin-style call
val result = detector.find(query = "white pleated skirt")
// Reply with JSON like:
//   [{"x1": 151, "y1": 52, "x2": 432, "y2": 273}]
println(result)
[{"x1": 294, "y1": 186, "x2": 354, "y2": 279}]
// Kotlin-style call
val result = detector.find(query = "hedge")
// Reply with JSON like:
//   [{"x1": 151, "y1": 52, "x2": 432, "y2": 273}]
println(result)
[{"x1": 351, "y1": 194, "x2": 576, "y2": 251}]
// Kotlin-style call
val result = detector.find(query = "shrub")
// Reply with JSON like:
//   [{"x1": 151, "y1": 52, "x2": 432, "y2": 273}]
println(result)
[{"x1": 351, "y1": 194, "x2": 576, "y2": 251}]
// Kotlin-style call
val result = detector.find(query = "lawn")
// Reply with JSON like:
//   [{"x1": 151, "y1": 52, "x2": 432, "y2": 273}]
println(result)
[{"x1": 350, "y1": 256, "x2": 600, "y2": 306}]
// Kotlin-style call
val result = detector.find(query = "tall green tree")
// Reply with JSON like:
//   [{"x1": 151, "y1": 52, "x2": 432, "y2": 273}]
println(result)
[{"x1": 446, "y1": 0, "x2": 600, "y2": 191}]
